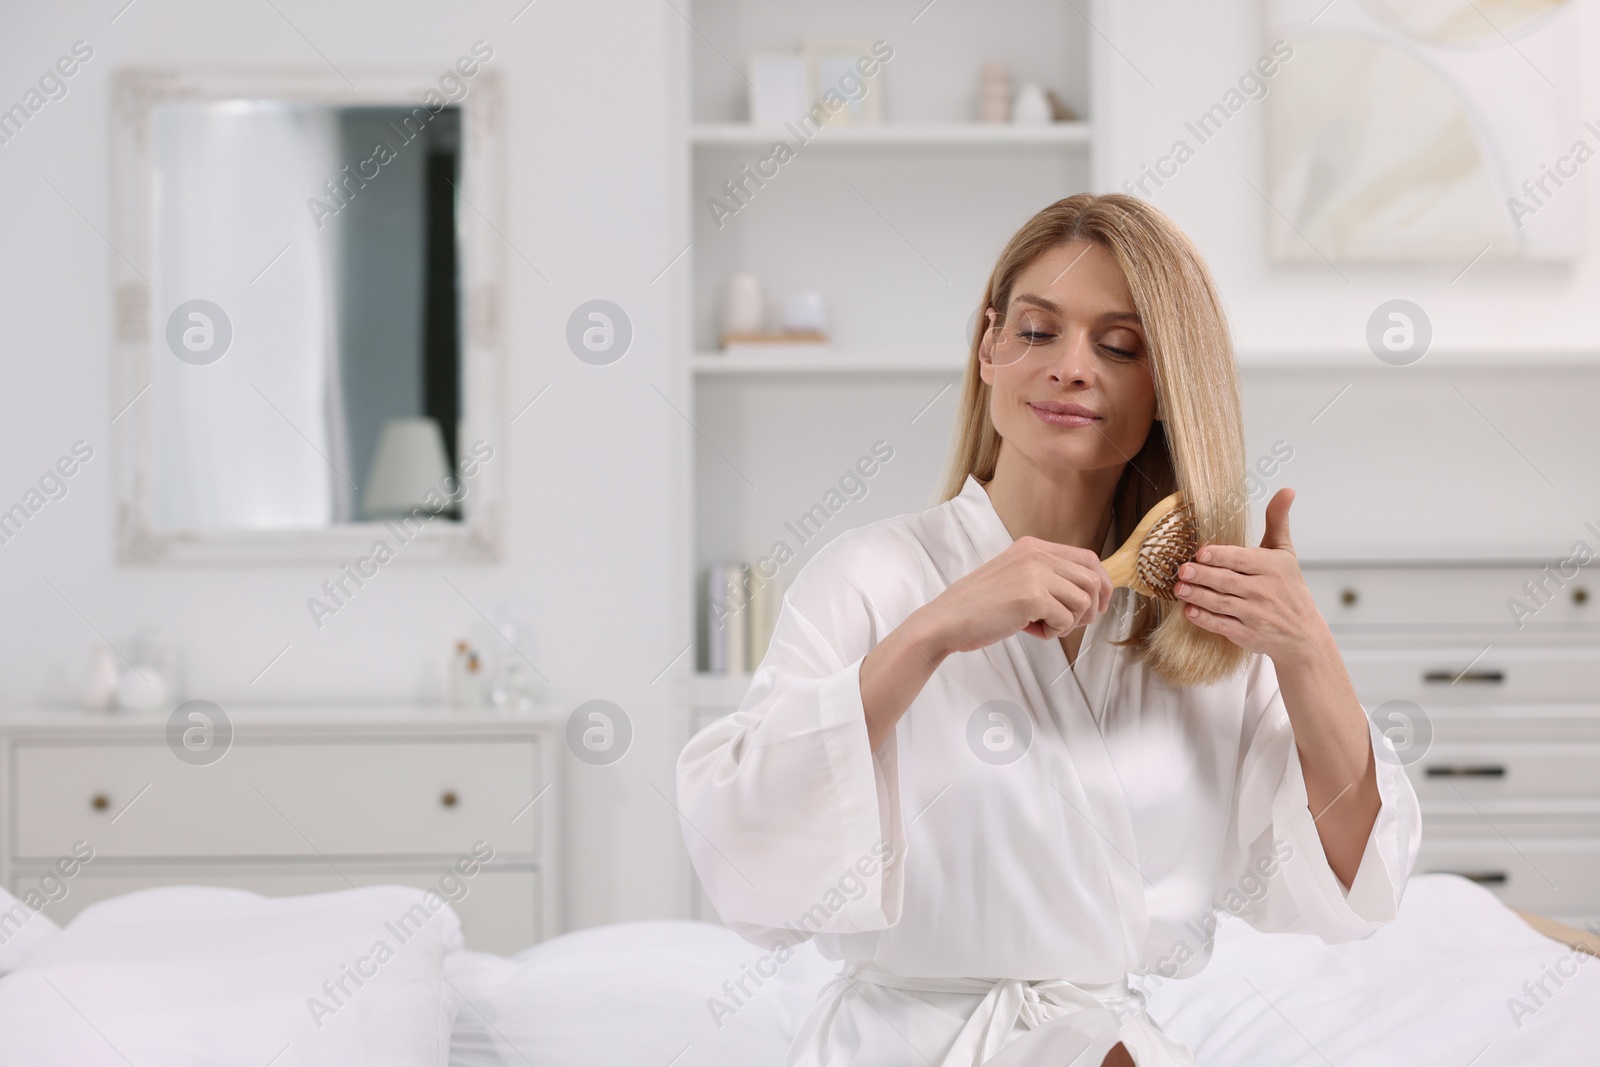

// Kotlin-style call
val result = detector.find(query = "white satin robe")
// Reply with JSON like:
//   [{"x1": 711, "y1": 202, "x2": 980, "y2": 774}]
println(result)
[{"x1": 676, "y1": 475, "x2": 1422, "y2": 1067}]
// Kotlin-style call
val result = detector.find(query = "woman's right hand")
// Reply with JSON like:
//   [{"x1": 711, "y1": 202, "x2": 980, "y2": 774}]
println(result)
[
  {"x1": 911, "y1": 536, "x2": 1113, "y2": 657},
  {"x1": 861, "y1": 536, "x2": 1112, "y2": 751}
]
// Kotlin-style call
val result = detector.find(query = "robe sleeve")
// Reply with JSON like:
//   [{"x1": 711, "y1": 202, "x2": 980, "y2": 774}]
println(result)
[
  {"x1": 674, "y1": 527, "x2": 909, "y2": 951},
  {"x1": 1216, "y1": 651, "x2": 1422, "y2": 943}
]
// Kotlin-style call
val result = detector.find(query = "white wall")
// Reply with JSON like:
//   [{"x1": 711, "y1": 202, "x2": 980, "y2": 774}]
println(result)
[
  {"x1": 0, "y1": 0, "x2": 690, "y2": 933},
  {"x1": 1100, "y1": 1, "x2": 1600, "y2": 357}
]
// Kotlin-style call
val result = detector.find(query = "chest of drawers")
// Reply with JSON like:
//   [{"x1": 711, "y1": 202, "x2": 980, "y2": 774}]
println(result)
[
  {"x1": 0, "y1": 708, "x2": 563, "y2": 954},
  {"x1": 1325, "y1": 566, "x2": 1600, "y2": 928}
]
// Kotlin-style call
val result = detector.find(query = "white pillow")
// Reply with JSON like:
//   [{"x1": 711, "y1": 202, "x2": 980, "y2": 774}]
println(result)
[
  {"x1": 0, "y1": 885, "x2": 461, "y2": 1067},
  {"x1": 0, "y1": 887, "x2": 60, "y2": 974},
  {"x1": 447, "y1": 919, "x2": 837, "y2": 1067}
]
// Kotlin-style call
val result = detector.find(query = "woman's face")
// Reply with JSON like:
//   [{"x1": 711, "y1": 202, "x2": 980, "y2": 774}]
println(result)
[{"x1": 979, "y1": 239, "x2": 1158, "y2": 477}]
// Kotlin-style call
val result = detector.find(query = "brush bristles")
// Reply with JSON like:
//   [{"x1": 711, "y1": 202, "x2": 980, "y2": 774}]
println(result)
[{"x1": 1136, "y1": 504, "x2": 1198, "y2": 600}]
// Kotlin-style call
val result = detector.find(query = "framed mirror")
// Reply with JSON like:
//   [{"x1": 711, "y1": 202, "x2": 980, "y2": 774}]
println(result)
[{"x1": 110, "y1": 64, "x2": 505, "y2": 563}]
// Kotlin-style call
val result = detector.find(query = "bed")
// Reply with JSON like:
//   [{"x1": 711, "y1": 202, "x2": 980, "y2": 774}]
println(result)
[{"x1": 1, "y1": 874, "x2": 1595, "y2": 1065}]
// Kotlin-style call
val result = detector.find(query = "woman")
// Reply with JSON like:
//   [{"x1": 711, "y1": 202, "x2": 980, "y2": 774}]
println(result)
[{"x1": 676, "y1": 194, "x2": 1421, "y2": 1066}]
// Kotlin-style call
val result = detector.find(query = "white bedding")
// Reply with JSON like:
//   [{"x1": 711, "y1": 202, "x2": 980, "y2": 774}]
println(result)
[
  {"x1": 0, "y1": 875, "x2": 1592, "y2": 1065},
  {"x1": 1142, "y1": 874, "x2": 1600, "y2": 1066},
  {"x1": 444, "y1": 875, "x2": 1599, "y2": 1066},
  {"x1": 446, "y1": 919, "x2": 837, "y2": 1067},
  {"x1": 0, "y1": 887, "x2": 59, "y2": 974},
  {"x1": 0, "y1": 884, "x2": 462, "y2": 1067}
]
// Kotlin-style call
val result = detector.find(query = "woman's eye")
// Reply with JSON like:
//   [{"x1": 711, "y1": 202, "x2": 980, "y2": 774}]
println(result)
[
  {"x1": 1100, "y1": 343, "x2": 1138, "y2": 360},
  {"x1": 1020, "y1": 331, "x2": 1055, "y2": 345}
]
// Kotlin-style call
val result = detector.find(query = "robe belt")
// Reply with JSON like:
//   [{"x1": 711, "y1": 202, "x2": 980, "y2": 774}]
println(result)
[{"x1": 839, "y1": 965, "x2": 1152, "y2": 1067}]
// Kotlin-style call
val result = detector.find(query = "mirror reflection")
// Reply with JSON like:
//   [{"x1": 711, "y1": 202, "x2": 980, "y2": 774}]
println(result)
[{"x1": 149, "y1": 102, "x2": 463, "y2": 530}]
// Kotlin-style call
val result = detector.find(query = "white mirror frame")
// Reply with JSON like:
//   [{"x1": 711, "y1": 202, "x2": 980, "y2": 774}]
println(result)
[{"x1": 110, "y1": 66, "x2": 506, "y2": 564}]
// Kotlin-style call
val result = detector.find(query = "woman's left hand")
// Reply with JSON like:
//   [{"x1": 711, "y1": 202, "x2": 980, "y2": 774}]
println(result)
[{"x1": 1171, "y1": 487, "x2": 1332, "y2": 665}]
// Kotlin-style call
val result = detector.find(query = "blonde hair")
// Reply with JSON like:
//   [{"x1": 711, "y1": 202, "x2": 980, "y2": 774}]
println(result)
[{"x1": 939, "y1": 193, "x2": 1249, "y2": 689}]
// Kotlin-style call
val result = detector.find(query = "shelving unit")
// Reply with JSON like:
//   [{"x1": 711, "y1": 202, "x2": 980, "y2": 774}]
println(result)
[
  {"x1": 677, "y1": 0, "x2": 1106, "y2": 700},
  {"x1": 666, "y1": 0, "x2": 1600, "y2": 935}
]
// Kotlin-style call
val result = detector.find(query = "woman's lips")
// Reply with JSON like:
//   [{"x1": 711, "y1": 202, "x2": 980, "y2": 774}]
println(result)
[{"x1": 1029, "y1": 402, "x2": 1101, "y2": 427}]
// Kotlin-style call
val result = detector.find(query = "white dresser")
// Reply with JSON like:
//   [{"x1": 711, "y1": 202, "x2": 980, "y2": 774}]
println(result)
[
  {"x1": 0, "y1": 707, "x2": 563, "y2": 954},
  {"x1": 1312, "y1": 565, "x2": 1600, "y2": 928}
]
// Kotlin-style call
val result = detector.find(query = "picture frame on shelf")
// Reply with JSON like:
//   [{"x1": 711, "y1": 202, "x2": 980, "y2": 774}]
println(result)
[
  {"x1": 746, "y1": 51, "x2": 811, "y2": 126},
  {"x1": 804, "y1": 39, "x2": 884, "y2": 126}
]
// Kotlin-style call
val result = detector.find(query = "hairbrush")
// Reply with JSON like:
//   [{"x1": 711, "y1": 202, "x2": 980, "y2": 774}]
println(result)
[{"x1": 1101, "y1": 491, "x2": 1198, "y2": 600}]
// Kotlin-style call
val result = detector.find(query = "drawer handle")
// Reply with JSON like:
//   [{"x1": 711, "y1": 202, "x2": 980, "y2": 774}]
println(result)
[
  {"x1": 1423, "y1": 669, "x2": 1503, "y2": 685},
  {"x1": 91, "y1": 793, "x2": 110, "y2": 812},
  {"x1": 1425, "y1": 765, "x2": 1506, "y2": 778},
  {"x1": 440, "y1": 791, "x2": 458, "y2": 808},
  {"x1": 1433, "y1": 869, "x2": 1508, "y2": 886}
]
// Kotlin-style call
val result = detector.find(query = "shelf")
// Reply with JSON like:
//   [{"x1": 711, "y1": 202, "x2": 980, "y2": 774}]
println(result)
[
  {"x1": 1233, "y1": 348, "x2": 1600, "y2": 368},
  {"x1": 693, "y1": 349, "x2": 967, "y2": 375},
  {"x1": 689, "y1": 121, "x2": 1091, "y2": 148}
]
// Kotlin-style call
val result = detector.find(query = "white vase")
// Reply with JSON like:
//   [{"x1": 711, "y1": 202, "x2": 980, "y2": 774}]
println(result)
[
  {"x1": 1013, "y1": 83, "x2": 1052, "y2": 125},
  {"x1": 721, "y1": 273, "x2": 765, "y2": 338},
  {"x1": 116, "y1": 666, "x2": 169, "y2": 712},
  {"x1": 781, "y1": 291, "x2": 828, "y2": 335}
]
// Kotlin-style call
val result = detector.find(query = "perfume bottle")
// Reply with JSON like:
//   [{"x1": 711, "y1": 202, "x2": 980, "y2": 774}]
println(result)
[
  {"x1": 449, "y1": 641, "x2": 487, "y2": 711},
  {"x1": 488, "y1": 620, "x2": 539, "y2": 715},
  {"x1": 81, "y1": 643, "x2": 120, "y2": 712},
  {"x1": 490, "y1": 660, "x2": 536, "y2": 715}
]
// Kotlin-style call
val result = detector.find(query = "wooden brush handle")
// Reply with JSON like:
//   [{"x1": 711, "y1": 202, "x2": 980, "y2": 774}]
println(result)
[{"x1": 1102, "y1": 491, "x2": 1187, "y2": 592}]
